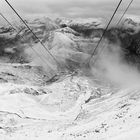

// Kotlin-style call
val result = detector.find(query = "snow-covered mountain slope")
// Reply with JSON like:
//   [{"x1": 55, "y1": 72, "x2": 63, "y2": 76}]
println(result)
[
  {"x1": 0, "y1": 63, "x2": 140, "y2": 140},
  {"x1": 50, "y1": 32, "x2": 90, "y2": 68}
]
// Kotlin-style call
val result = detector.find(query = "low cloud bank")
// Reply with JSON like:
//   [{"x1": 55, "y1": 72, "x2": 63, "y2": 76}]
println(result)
[{"x1": 90, "y1": 40, "x2": 140, "y2": 88}]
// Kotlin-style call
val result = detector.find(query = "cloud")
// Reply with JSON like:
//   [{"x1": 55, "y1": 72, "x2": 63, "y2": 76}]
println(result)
[{"x1": 0, "y1": 0, "x2": 140, "y2": 20}]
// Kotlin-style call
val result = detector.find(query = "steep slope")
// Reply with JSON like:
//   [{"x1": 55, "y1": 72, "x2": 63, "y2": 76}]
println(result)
[{"x1": 0, "y1": 63, "x2": 140, "y2": 140}]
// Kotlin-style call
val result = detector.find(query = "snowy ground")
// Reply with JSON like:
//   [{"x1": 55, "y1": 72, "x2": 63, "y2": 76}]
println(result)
[{"x1": 0, "y1": 63, "x2": 140, "y2": 140}]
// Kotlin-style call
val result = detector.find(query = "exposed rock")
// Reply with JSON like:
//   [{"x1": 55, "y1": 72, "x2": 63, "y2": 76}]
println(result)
[{"x1": 121, "y1": 17, "x2": 140, "y2": 34}]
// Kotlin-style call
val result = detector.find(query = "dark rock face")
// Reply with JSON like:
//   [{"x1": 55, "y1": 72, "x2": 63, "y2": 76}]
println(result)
[{"x1": 106, "y1": 27, "x2": 140, "y2": 67}]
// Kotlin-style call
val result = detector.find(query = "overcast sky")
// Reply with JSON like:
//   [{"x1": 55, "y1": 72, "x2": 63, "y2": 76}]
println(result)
[{"x1": 0, "y1": 0, "x2": 140, "y2": 22}]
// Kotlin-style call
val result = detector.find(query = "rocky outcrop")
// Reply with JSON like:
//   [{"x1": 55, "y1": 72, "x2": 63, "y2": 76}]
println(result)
[{"x1": 121, "y1": 17, "x2": 140, "y2": 34}]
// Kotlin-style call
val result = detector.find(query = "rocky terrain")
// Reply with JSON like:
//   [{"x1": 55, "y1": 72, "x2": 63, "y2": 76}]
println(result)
[{"x1": 0, "y1": 16, "x2": 140, "y2": 140}]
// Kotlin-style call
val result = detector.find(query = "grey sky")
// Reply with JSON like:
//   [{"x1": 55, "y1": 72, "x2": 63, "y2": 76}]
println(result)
[{"x1": 0, "y1": 0, "x2": 139, "y2": 21}]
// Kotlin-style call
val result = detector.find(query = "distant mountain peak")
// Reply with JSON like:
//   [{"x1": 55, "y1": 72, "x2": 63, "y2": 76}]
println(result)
[
  {"x1": 55, "y1": 17, "x2": 105, "y2": 29},
  {"x1": 120, "y1": 16, "x2": 140, "y2": 33}
]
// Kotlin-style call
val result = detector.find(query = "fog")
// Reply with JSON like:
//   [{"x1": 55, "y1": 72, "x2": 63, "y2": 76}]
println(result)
[
  {"x1": 25, "y1": 36, "x2": 140, "y2": 88},
  {"x1": 91, "y1": 40, "x2": 140, "y2": 88},
  {"x1": 25, "y1": 43, "x2": 58, "y2": 77}
]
